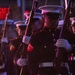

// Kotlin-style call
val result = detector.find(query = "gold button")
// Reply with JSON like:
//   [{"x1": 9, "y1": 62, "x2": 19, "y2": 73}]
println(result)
[
  {"x1": 44, "y1": 46, "x2": 47, "y2": 48},
  {"x1": 52, "y1": 34, "x2": 54, "y2": 36},
  {"x1": 53, "y1": 39, "x2": 56, "y2": 41}
]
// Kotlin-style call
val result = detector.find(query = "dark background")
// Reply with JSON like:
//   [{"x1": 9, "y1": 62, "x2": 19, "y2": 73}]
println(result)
[{"x1": 0, "y1": 0, "x2": 75, "y2": 20}]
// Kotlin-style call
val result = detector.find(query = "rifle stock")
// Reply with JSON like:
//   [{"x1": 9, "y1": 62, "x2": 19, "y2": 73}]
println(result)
[{"x1": 2, "y1": 7, "x2": 10, "y2": 39}]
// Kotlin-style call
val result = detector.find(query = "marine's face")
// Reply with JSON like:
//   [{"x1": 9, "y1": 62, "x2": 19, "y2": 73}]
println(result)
[
  {"x1": 44, "y1": 15, "x2": 59, "y2": 29},
  {"x1": 32, "y1": 20, "x2": 43, "y2": 32},
  {"x1": 72, "y1": 26, "x2": 75, "y2": 34},
  {"x1": 16, "y1": 26, "x2": 25, "y2": 36}
]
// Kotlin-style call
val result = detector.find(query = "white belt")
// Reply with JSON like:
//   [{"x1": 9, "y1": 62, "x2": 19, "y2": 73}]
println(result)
[
  {"x1": 39, "y1": 62, "x2": 68, "y2": 68},
  {"x1": 68, "y1": 56, "x2": 75, "y2": 61},
  {"x1": 39, "y1": 62, "x2": 72, "y2": 75},
  {"x1": 39, "y1": 62, "x2": 53, "y2": 67}
]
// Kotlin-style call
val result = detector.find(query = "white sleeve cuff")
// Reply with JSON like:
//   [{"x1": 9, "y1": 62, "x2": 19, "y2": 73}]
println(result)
[
  {"x1": 1, "y1": 38, "x2": 8, "y2": 43},
  {"x1": 0, "y1": 63, "x2": 5, "y2": 69},
  {"x1": 22, "y1": 35, "x2": 31, "y2": 44}
]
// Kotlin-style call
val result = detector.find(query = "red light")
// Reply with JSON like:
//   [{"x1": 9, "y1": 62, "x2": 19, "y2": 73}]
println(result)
[{"x1": 0, "y1": 7, "x2": 9, "y2": 20}]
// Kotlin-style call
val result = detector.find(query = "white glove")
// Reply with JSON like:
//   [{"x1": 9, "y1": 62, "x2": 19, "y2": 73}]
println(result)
[
  {"x1": 1, "y1": 37, "x2": 8, "y2": 43},
  {"x1": 16, "y1": 58, "x2": 27, "y2": 66},
  {"x1": 0, "y1": 72, "x2": 7, "y2": 75},
  {"x1": 55, "y1": 39, "x2": 71, "y2": 50},
  {"x1": 0, "y1": 63, "x2": 5, "y2": 69}
]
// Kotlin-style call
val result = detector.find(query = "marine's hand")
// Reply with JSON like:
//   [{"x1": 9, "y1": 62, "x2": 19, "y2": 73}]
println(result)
[
  {"x1": 1, "y1": 37, "x2": 8, "y2": 43},
  {"x1": 55, "y1": 39, "x2": 71, "y2": 50},
  {"x1": 16, "y1": 58, "x2": 27, "y2": 66}
]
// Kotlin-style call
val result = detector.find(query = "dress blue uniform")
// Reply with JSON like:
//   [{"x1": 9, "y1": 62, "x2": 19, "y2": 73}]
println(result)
[
  {"x1": 10, "y1": 21, "x2": 30, "y2": 75},
  {"x1": 27, "y1": 27, "x2": 73, "y2": 75},
  {"x1": 27, "y1": 5, "x2": 73, "y2": 75}
]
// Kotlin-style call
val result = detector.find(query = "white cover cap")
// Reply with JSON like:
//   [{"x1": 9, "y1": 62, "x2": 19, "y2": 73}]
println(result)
[
  {"x1": 24, "y1": 10, "x2": 30, "y2": 19},
  {"x1": 24, "y1": 11, "x2": 42, "y2": 19},
  {"x1": 14, "y1": 21, "x2": 27, "y2": 27},
  {"x1": 6, "y1": 19, "x2": 14, "y2": 25},
  {"x1": 33, "y1": 12, "x2": 42, "y2": 19},
  {"x1": 39, "y1": 5, "x2": 63, "y2": 14}
]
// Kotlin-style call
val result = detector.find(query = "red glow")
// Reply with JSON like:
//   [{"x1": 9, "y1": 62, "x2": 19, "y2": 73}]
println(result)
[
  {"x1": 0, "y1": 7, "x2": 9, "y2": 20},
  {"x1": 27, "y1": 44, "x2": 34, "y2": 52}
]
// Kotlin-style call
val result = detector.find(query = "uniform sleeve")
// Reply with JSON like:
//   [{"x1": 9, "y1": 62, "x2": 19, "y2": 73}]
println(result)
[
  {"x1": 27, "y1": 35, "x2": 40, "y2": 75},
  {"x1": 10, "y1": 38, "x2": 21, "y2": 51}
]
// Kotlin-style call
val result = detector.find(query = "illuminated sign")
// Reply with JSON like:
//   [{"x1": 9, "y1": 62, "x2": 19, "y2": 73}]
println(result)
[{"x1": 0, "y1": 7, "x2": 9, "y2": 20}]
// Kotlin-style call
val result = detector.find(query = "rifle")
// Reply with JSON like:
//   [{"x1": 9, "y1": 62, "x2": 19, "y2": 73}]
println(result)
[
  {"x1": 20, "y1": 0, "x2": 38, "y2": 75},
  {"x1": 0, "y1": 6, "x2": 10, "y2": 70},
  {"x1": 54, "y1": 0, "x2": 74, "y2": 74}
]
